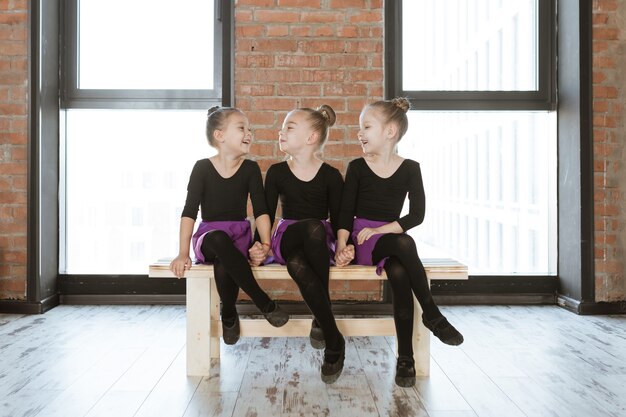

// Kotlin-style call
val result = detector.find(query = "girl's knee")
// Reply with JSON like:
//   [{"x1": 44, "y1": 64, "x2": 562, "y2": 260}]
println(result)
[
  {"x1": 301, "y1": 219, "x2": 326, "y2": 242},
  {"x1": 203, "y1": 230, "x2": 233, "y2": 249},
  {"x1": 286, "y1": 255, "x2": 307, "y2": 277},
  {"x1": 394, "y1": 234, "x2": 417, "y2": 252}
]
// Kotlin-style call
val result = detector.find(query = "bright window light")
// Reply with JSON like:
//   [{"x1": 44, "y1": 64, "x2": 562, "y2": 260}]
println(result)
[
  {"x1": 403, "y1": 0, "x2": 539, "y2": 91},
  {"x1": 78, "y1": 0, "x2": 214, "y2": 90},
  {"x1": 63, "y1": 109, "x2": 214, "y2": 274},
  {"x1": 398, "y1": 111, "x2": 557, "y2": 275}
]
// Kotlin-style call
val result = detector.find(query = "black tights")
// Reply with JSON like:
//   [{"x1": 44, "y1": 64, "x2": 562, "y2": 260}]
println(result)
[
  {"x1": 372, "y1": 233, "x2": 442, "y2": 357},
  {"x1": 281, "y1": 219, "x2": 342, "y2": 350},
  {"x1": 201, "y1": 230, "x2": 272, "y2": 322}
]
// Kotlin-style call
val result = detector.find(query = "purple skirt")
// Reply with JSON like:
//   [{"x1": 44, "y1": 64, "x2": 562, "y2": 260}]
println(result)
[
  {"x1": 192, "y1": 220, "x2": 252, "y2": 264},
  {"x1": 352, "y1": 218, "x2": 392, "y2": 276},
  {"x1": 268, "y1": 218, "x2": 336, "y2": 265}
]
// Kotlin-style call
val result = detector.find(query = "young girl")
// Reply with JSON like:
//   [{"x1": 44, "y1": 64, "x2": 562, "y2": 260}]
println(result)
[
  {"x1": 335, "y1": 98, "x2": 463, "y2": 388},
  {"x1": 170, "y1": 106, "x2": 289, "y2": 346},
  {"x1": 256, "y1": 104, "x2": 345, "y2": 384}
]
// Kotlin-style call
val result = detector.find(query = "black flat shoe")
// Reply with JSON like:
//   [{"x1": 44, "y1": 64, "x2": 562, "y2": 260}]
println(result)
[
  {"x1": 309, "y1": 319, "x2": 325, "y2": 349},
  {"x1": 422, "y1": 315, "x2": 464, "y2": 346},
  {"x1": 222, "y1": 315, "x2": 240, "y2": 345},
  {"x1": 395, "y1": 355, "x2": 416, "y2": 387},
  {"x1": 321, "y1": 338, "x2": 345, "y2": 384},
  {"x1": 263, "y1": 301, "x2": 289, "y2": 327}
]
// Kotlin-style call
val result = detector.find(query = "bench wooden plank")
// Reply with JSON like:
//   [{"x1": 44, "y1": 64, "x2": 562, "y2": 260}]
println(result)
[{"x1": 148, "y1": 259, "x2": 468, "y2": 280}]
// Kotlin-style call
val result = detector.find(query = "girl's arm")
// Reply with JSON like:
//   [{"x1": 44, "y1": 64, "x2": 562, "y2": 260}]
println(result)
[
  {"x1": 335, "y1": 228, "x2": 355, "y2": 267},
  {"x1": 337, "y1": 160, "x2": 359, "y2": 237},
  {"x1": 249, "y1": 213, "x2": 272, "y2": 266},
  {"x1": 355, "y1": 220, "x2": 402, "y2": 245},
  {"x1": 264, "y1": 165, "x2": 280, "y2": 230},
  {"x1": 327, "y1": 166, "x2": 343, "y2": 236},
  {"x1": 357, "y1": 161, "x2": 425, "y2": 243},
  {"x1": 171, "y1": 161, "x2": 203, "y2": 278},
  {"x1": 335, "y1": 161, "x2": 359, "y2": 266},
  {"x1": 396, "y1": 161, "x2": 426, "y2": 231},
  {"x1": 254, "y1": 214, "x2": 272, "y2": 246},
  {"x1": 170, "y1": 216, "x2": 195, "y2": 278},
  {"x1": 248, "y1": 162, "x2": 272, "y2": 265}
]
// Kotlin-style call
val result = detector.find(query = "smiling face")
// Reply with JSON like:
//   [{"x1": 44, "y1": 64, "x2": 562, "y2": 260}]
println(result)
[
  {"x1": 357, "y1": 106, "x2": 392, "y2": 154},
  {"x1": 278, "y1": 110, "x2": 315, "y2": 156},
  {"x1": 216, "y1": 112, "x2": 253, "y2": 154}
]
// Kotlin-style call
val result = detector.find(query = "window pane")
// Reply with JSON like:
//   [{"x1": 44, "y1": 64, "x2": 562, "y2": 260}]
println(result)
[
  {"x1": 403, "y1": 0, "x2": 538, "y2": 91},
  {"x1": 63, "y1": 109, "x2": 215, "y2": 274},
  {"x1": 398, "y1": 111, "x2": 557, "y2": 275},
  {"x1": 78, "y1": 0, "x2": 214, "y2": 90}
]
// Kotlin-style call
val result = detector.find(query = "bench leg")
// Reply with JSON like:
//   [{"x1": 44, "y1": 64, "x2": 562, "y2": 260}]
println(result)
[
  {"x1": 413, "y1": 293, "x2": 430, "y2": 376},
  {"x1": 210, "y1": 278, "x2": 221, "y2": 359},
  {"x1": 186, "y1": 277, "x2": 212, "y2": 376}
]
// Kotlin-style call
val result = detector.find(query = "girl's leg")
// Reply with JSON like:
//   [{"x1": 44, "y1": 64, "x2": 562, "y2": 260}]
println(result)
[
  {"x1": 211, "y1": 259, "x2": 241, "y2": 345},
  {"x1": 372, "y1": 234, "x2": 463, "y2": 346},
  {"x1": 201, "y1": 230, "x2": 288, "y2": 326},
  {"x1": 281, "y1": 220, "x2": 345, "y2": 383},
  {"x1": 212, "y1": 259, "x2": 239, "y2": 325},
  {"x1": 281, "y1": 219, "x2": 331, "y2": 299},
  {"x1": 381, "y1": 257, "x2": 417, "y2": 387},
  {"x1": 381, "y1": 257, "x2": 415, "y2": 358},
  {"x1": 372, "y1": 233, "x2": 440, "y2": 319},
  {"x1": 281, "y1": 220, "x2": 342, "y2": 349}
]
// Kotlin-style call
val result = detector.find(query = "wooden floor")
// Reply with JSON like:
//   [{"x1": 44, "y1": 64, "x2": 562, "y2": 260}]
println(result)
[{"x1": 1, "y1": 305, "x2": 625, "y2": 417}]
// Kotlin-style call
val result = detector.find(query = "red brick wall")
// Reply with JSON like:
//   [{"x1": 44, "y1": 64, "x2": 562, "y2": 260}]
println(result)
[
  {"x1": 234, "y1": 0, "x2": 384, "y2": 300},
  {"x1": 3, "y1": 1, "x2": 625, "y2": 303},
  {"x1": 0, "y1": 0, "x2": 28, "y2": 300},
  {"x1": 593, "y1": 0, "x2": 626, "y2": 302}
]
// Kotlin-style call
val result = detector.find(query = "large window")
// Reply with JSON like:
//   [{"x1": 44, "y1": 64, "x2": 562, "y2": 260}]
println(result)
[
  {"x1": 389, "y1": 0, "x2": 557, "y2": 275},
  {"x1": 399, "y1": 112, "x2": 557, "y2": 275},
  {"x1": 61, "y1": 0, "x2": 230, "y2": 274}
]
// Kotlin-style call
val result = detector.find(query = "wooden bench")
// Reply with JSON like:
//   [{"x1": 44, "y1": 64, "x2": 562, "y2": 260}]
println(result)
[{"x1": 149, "y1": 259, "x2": 468, "y2": 377}]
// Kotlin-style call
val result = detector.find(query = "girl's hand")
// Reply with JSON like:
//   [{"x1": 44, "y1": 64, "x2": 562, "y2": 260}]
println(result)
[
  {"x1": 335, "y1": 244, "x2": 355, "y2": 267},
  {"x1": 249, "y1": 241, "x2": 270, "y2": 266},
  {"x1": 356, "y1": 227, "x2": 380, "y2": 245},
  {"x1": 170, "y1": 255, "x2": 192, "y2": 279}
]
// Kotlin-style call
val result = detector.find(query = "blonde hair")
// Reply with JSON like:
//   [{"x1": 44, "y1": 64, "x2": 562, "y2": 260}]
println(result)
[
  {"x1": 366, "y1": 97, "x2": 410, "y2": 141},
  {"x1": 296, "y1": 104, "x2": 337, "y2": 146},
  {"x1": 205, "y1": 106, "x2": 245, "y2": 147}
]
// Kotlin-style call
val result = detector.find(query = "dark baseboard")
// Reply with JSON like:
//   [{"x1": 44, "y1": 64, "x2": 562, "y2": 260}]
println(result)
[
  {"x1": 0, "y1": 294, "x2": 59, "y2": 314},
  {"x1": 435, "y1": 293, "x2": 556, "y2": 305},
  {"x1": 557, "y1": 295, "x2": 626, "y2": 315},
  {"x1": 60, "y1": 294, "x2": 186, "y2": 305},
  {"x1": 59, "y1": 275, "x2": 186, "y2": 295}
]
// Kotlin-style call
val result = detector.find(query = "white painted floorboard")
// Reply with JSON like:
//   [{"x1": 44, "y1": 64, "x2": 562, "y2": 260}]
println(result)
[{"x1": 1, "y1": 305, "x2": 625, "y2": 417}]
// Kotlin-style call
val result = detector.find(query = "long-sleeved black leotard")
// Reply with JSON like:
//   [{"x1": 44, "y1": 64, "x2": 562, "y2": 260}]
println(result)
[
  {"x1": 338, "y1": 157, "x2": 425, "y2": 233},
  {"x1": 182, "y1": 158, "x2": 267, "y2": 221},
  {"x1": 264, "y1": 161, "x2": 343, "y2": 234}
]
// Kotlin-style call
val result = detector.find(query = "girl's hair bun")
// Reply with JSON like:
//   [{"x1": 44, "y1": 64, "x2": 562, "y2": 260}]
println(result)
[
  {"x1": 207, "y1": 106, "x2": 221, "y2": 116},
  {"x1": 316, "y1": 104, "x2": 336, "y2": 127},
  {"x1": 391, "y1": 97, "x2": 410, "y2": 113}
]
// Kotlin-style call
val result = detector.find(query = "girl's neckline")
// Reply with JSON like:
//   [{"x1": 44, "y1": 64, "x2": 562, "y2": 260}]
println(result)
[
  {"x1": 285, "y1": 160, "x2": 325, "y2": 183},
  {"x1": 363, "y1": 157, "x2": 407, "y2": 179},
  {"x1": 208, "y1": 157, "x2": 245, "y2": 179}
]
